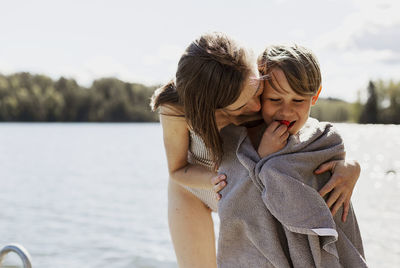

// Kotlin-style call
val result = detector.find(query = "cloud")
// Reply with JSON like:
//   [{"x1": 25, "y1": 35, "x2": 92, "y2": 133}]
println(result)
[
  {"x1": 352, "y1": 25, "x2": 400, "y2": 53},
  {"x1": 341, "y1": 49, "x2": 400, "y2": 65},
  {"x1": 311, "y1": 0, "x2": 400, "y2": 101},
  {"x1": 314, "y1": 0, "x2": 400, "y2": 53},
  {"x1": 311, "y1": 0, "x2": 400, "y2": 99}
]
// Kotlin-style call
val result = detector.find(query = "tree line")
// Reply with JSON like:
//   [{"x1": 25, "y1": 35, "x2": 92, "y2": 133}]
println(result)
[
  {"x1": 310, "y1": 80, "x2": 400, "y2": 124},
  {"x1": 0, "y1": 72, "x2": 158, "y2": 122},
  {"x1": 0, "y1": 72, "x2": 398, "y2": 124}
]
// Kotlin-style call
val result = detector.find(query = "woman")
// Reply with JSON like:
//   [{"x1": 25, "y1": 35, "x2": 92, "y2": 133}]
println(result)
[{"x1": 151, "y1": 32, "x2": 360, "y2": 268}]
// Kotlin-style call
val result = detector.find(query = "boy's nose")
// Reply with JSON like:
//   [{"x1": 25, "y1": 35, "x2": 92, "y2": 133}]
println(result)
[{"x1": 279, "y1": 104, "x2": 294, "y2": 117}]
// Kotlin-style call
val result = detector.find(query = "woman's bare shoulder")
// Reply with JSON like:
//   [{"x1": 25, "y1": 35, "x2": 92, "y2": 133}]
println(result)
[{"x1": 159, "y1": 104, "x2": 185, "y2": 117}]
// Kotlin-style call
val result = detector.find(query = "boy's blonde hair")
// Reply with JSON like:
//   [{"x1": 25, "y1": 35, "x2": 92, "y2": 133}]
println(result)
[{"x1": 258, "y1": 44, "x2": 321, "y2": 96}]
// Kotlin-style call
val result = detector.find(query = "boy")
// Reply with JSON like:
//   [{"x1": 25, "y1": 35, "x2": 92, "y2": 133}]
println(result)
[{"x1": 217, "y1": 45, "x2": 367, "y2": 268}]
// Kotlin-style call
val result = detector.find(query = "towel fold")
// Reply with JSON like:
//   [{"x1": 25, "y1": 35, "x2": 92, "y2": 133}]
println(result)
[{"x1": 217, "y1": 118, "x2": 367, "y2": 268}]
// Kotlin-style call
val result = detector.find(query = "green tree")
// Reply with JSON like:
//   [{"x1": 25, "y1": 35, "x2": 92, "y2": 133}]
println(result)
[
  {"x1": 0, "y1": 72, "x2": 164, "y2": 122},
  {"x1": 359, "y1": 81, "x2": 378, "y2": 123},
  {"x1": 310, "y1": 98, "x2": 351, "y2": 122},
  {"x1": 376, "y1": 80, "x2": 400, "y2": 124}
]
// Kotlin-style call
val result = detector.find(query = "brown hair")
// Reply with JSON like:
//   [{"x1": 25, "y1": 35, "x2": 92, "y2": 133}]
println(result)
[
  {"x1": 258, "y1": 44, "x2": 321, "y2": 96},
  {"x1": 151, "y1": 32, "x2": 253, "y2": 167}
]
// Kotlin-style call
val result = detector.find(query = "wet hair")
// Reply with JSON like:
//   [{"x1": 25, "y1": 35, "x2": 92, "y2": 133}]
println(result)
[
  {"x1": 258, "y1": 44, "x2": 321, "y2": 96},
  {"x1": 151, "y1": 32, "x2": 253, "y2": 167}
]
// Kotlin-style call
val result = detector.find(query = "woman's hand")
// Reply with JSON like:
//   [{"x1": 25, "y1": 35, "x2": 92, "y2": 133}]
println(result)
[
  {"x1": 315, "y1": 159, "x2": 361, "y2": 222},
  {"x1": 211, "y1": 174, "x2": 227, "y2": 200}
]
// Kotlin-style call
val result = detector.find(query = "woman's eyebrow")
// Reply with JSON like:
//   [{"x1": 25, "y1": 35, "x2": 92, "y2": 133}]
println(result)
[{"x1": 229, "y1": 82, "x2": 261, "y2": 111}]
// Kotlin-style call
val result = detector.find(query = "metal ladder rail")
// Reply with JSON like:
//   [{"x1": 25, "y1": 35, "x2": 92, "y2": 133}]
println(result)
[{"x1": 0, "y1": 244, "x2": 32, "y2": 268}]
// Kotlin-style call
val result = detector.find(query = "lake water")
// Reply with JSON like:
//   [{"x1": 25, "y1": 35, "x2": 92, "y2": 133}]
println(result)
[{"x1": 0, "y1": 123, "x2": 399, "y2": 268}]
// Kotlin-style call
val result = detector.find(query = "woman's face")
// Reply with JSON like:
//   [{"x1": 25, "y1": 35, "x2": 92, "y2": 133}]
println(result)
[{"x1": 221, "y1": 68, "x2": 263, "y2": 124}]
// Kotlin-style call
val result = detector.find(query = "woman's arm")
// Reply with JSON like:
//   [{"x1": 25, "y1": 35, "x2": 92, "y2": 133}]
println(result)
[
  {"x1": 160, "y1": 107, "x2": 218, "y2": 189},
  {"x1": 314, "y1": 159, "x2": 361, "y2": 222}
]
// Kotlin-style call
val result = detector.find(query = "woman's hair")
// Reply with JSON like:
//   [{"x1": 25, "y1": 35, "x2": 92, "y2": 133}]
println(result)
[
  {"x1": 258, "y1": 44, "x2": 321, "y2": 96},
  {"x1": 151, "y1": 32, "x2": 253, "y2": 167}
]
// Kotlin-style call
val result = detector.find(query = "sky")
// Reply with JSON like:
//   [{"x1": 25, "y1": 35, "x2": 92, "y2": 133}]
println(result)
[{"x1": 1, "y1": 0, "x2": 399, "y2": 102}]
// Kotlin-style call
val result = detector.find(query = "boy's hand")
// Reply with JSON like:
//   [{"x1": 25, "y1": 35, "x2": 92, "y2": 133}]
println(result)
[{"x1": 258, "y1": 121, "x2": 289, "y2": 158}]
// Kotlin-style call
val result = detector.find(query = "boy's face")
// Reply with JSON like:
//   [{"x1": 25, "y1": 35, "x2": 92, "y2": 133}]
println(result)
[{"x1": 261, "y1": 68, "x2": 318, "y2": 135}]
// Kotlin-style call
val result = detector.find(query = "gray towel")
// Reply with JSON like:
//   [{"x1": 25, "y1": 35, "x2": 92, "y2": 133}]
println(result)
[{"x1": 217, "y1": 118, "x2": 367, "y2": 268}]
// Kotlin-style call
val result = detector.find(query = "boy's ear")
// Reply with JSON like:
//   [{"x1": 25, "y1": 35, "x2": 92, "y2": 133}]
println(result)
[{"x1": 312, "y1": 85, "x2": 322, "y2": 105}]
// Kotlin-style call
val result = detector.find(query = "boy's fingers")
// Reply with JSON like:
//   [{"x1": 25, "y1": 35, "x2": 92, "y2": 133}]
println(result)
[
  {"x1": 266, "y1": 121, "x2": 280, "y2": 133},
  {"x1": 275, "y1": 124, "x2": 288, "y2": 135},
  {"x1": 281, "y1": 131, "x2": 290, "y2": 140}
]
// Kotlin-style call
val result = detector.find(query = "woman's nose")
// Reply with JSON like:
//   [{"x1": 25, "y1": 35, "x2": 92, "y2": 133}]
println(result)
[{"x1": 248, "y1": 97, "x2": 261, "y2": 112}]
